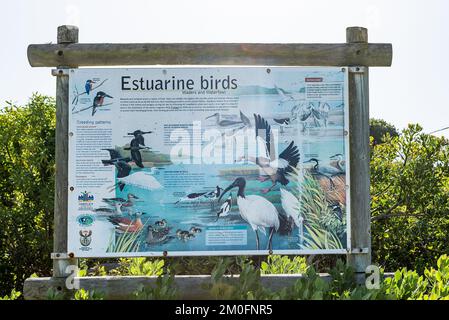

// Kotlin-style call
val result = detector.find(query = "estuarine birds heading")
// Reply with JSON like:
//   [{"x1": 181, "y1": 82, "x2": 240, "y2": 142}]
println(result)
[
  {"x1": 108, "y1": 211, "x2": 146, "y2": 233},
  {"x1": 110, "y1": 171, "x2": 163, "y2": 192},
  {"x1": 304, "y1": 158, "x2": 344, "y2": 189},
  {"x1": 240, "y1": 114, "x2": 300, "y2": 193},
  {"x1": 280, "y1": 188, "x2": 304, "y2": 245},
  {"x1": 218, "y1": 177, "x2": 280, "y2": 250},
  {"x1": 216, "y1": 194, "x2": 232, "y2": 221},
  {"x1": 92, "y1": 91, "x2": 113, "y2": 116},
  {"x1": 330, "y1": 153, "x2": 346, "y2": 173}
]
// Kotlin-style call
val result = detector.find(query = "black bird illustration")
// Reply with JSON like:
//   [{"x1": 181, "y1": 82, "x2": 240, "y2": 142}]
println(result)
[
  {"x1": 92, "y1": 91, "x2": 113, "y2": 116},
  {"x1": 101, "y1": 148, "x2": 131, "y2": 166},
  {"x1": 273, "y1": 118, "x2": 290, "y2": 126},
  {"x1": 125, "y1": 130, "x2": 153, "y2": 168}
]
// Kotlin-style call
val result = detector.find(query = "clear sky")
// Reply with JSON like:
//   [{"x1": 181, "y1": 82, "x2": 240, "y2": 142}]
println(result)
[{"x1": 1, "y1": 0, "x2": 449, "y2": 135}]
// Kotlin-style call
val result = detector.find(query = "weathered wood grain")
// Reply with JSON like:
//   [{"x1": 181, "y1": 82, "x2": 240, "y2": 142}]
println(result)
[
  {"x1": 27, "y1": 42, "x2": 392, "y2": 67},
  {"x1": 53, "y1": 26, "x2": 78, "y2": 277},
  {"x1": 346, "y1": 27, "x2": 372, "y2": 273},
  {"x1": 24, "y1": 273, "x2": 375, "y2": 300}
]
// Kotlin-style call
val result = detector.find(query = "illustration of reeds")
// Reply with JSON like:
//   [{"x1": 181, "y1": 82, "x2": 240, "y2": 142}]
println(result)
[
  {"x1": 288, "y1": 168, "x2": 346, "y2": 250},
  {"x1": 106, "y1": 222, "x2": 148, "y2": 253}
]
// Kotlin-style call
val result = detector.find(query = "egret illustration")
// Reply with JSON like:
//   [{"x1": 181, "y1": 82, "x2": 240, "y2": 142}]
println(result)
[
  {"x1": 218, "y1": 177, "x2": 280, "y2": 250},
  {"x1": 92, "y1": 91, "x2": 113, "y2": 116},
  {"x1": 280, "y1": 188, "x2": 304, "y2": 246},
  {"x1": 239, "y1": 114, "x2": 300, "y2": 193}
]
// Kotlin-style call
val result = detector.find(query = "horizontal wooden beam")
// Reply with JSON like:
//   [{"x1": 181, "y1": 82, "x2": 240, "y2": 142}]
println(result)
[
  {"x1": 24, "y1": 273, "x2": 392, "y2": 300},
  {"x1": 27, "y1": 43, "x2": 392, "y2": 67}
]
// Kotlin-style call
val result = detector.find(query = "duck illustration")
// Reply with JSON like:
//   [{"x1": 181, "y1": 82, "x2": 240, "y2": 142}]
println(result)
[
  {"x1": 146, "y1": 225, "x2": 174, "y2": 245},
  {"x1": 189, "y1": 227, "x2": 202, "y2": 234},
  {"x1": 154, "y1": 219, "x2": 167, "y2": 228},
  {"x1": 108, "y1": 211, "x2": 146, "y2": 233}
]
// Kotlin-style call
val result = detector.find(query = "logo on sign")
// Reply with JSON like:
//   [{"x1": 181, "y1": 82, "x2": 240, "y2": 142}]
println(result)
[
  {"x1": 79, "y1": 230, "x2": 92, "y2": 247},
  {"x1": 78, "y1": 191, "x2": 94, "y2": 202},
  {"x1": 77, "y1": 214, "x2": 95, "y2": 227}
]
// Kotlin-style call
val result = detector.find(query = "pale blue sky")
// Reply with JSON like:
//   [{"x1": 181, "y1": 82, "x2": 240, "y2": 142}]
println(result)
[{"x1": 1, "y1": 0, "x2": 449, "y2": 135}]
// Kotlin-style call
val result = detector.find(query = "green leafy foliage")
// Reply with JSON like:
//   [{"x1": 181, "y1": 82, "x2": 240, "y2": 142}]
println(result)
[
  {"x1": 0, "y1": 94, "x2": 56, "y2": 296},
  {"x1": 371, "y1": 124, "x2": 449, "y2": 272},
  {"x1": 133, "y1": 273, "x2": 178, "y2": 300},
  {"x1": 260, "y1": 255, "x2": 308, "y2": 274}
]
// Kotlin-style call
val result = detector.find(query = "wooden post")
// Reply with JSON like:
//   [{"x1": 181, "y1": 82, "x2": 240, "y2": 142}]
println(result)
[
  {"x1": 53, "y1": 25, "x2": 78, "y2": 278},
  {"x1": 346, "y1": 27, "x2": 372, "y2": 273}
]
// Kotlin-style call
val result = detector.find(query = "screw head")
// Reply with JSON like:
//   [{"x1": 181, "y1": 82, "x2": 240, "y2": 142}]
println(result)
[{"x1": 266, "y1": 68, "x2": 271, "y2": 74}]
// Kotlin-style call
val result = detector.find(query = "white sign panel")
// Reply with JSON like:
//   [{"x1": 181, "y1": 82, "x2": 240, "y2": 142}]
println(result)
[{"x1": 67, "y1": 67, "x2": 350, "y2": 257}]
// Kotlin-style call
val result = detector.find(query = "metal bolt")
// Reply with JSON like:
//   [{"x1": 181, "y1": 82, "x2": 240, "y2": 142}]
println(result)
[
  {"x1": 69, "y1": 252, "x2": 75, "y2": 258},
  {"x1": 57, "y1": 50, "x2": 63, "y2": 56},
  {"x1": 268, "y1": 249, "x2": 273, "y2": 255},
  {"x1": 69, "y1": 132, "x2": 73, "y2": 137},
  {"x1": 163, "y1": 251, "x2": 168, "y2": 257},
  {"x1": 356, "y1": 67, "x2": 360, "y2": 72},
  {"x1": 344, "y1": 130, "x2": 349, "y2": 136},
  {"x1": 341, "y1": 67, "x2": 346, "y2": 72},
  {"x1": 266, "y1": 68, "x2": 271, "y2": 74},
  {"x1": 69, "y1": 186, "x2": 74, "y2": 191}
]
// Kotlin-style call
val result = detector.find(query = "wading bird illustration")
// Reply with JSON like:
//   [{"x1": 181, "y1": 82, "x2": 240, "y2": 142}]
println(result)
[
  {"x1": 280, "y1": 188, "x2": 304, "y2": 246},
  {"x1": 239, "y1": 114, "x2": 300, "y2": 193},
  {"x1": 174, "y1": 186, "x2": 223, "y2": 204},
  {"x1": 216, "y1": 194, "x2": 232, "y2": 221},
  {"x1": 219, "y1": 177, "x2": 279, "y2": 250},
  {"x1": 206, "y1": 113, "x2": 244, "y2": 129},
  {"x1": 108, "y1": 211, "x2": 146, "y2": 233},
  {"x1": 273, "y1": 117, "x2": 290, "y2": 133},
  {"x1": 239, "y1": 111, "x2": 252, "y2": 129},
  {"x1": 274, "y1": 85, "x2": 297, "y2": 105},
  {"x1": 304, "y1": 158, "x2": 344, "y2": 189},
  {"x1": 85, "y1": 80, "x2": 95, "y2": 95},
  {"x1": 92, "y1": 91, "x2": 113, "y2": 116},
  {"x1": 330, "y1": 153, "x2": 346, "y2": 173}
]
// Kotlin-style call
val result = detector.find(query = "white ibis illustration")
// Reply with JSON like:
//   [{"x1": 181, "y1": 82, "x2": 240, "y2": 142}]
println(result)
[{"x1": 218, "y1": 177, "x2": 280, "y2": 250}]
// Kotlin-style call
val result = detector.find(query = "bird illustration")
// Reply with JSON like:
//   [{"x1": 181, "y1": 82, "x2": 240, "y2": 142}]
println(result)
[
  {"x1": 146, "y1": 225, "x2": 174, "y2": 244},
  {"x1": 92, "y1": 91, "x2": 113, "y2": 116},
  {"x1": 280, "y1": 188, "x2": 304, "y2": 245},
  {"x1": 216, "y1": 194, "x2": 232, "y2": 221},
  {"x1": 239, "y1": 111, "x2": 252, "y2": 128},
  {"x1": 125, "y1": 130, "x2": 153, "y2": 168},
  {"x1": 109, "y1": 171, "x2": 163, "y2": 192},
  {"x1": 102, "y1": 193, "x2": 139, "y2": 208},
  {"x1": 176, "y1": 229, "x2": 195, "y2": 241},
  {"x1": 174, "y1": 186, "x2": 222, "y2": 204},
  {"x1": 108, "y1": 211, "x2": 146, "y2": 233},
  {"x1": 92, "y1": 202, "x2": 123, "y2": 215},
  {"x1": 219, "y1": 177, "x2": 280, "y2": 250},
  {"x1": 239, "y1": 114, "x2": 300, "y2": 193},
  {"x1": 128, "y1": 130, "x2": 153, "y2": 146},
  {"x1": 189, "y1": 227, "x2": 202, "y2": 234},
  {"x1": 154, "y1": 219, "x2": 167, "y2": 228},
  {"x1": 273, "y1": 118, "x2": 290, "y2": 133},
  {"x1": 85, "y1": 80, "x2": 95, "y2": 95},
  {"x1": 205, "y1": 113, "x2": 244, "y2": 129},
  {"x1": 304, "y1": 158, "x2": 344, "y2": 189},
  {"x1": 330, "y1": 153, "x2": 346, "y2": 173},
  {"x1": 274, "y1": 85, "x2": 296, "y2": 105},
  {"x1": 101, "y1": 149, "x2": 132, "y2": 166}
]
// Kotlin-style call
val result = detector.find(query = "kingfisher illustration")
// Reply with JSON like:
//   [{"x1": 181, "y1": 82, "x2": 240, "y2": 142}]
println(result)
[
  {"x1": 85, "y1": 80, "x2": 95, "y2": 95},
  {"x1": 92, "y1": 91, "x2": 113, "y2": 116}
]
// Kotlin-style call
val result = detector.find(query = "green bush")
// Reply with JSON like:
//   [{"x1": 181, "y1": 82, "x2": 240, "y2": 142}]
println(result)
[{"x1": 0, "y1": 94, "x2": 56, "y2": 296}]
